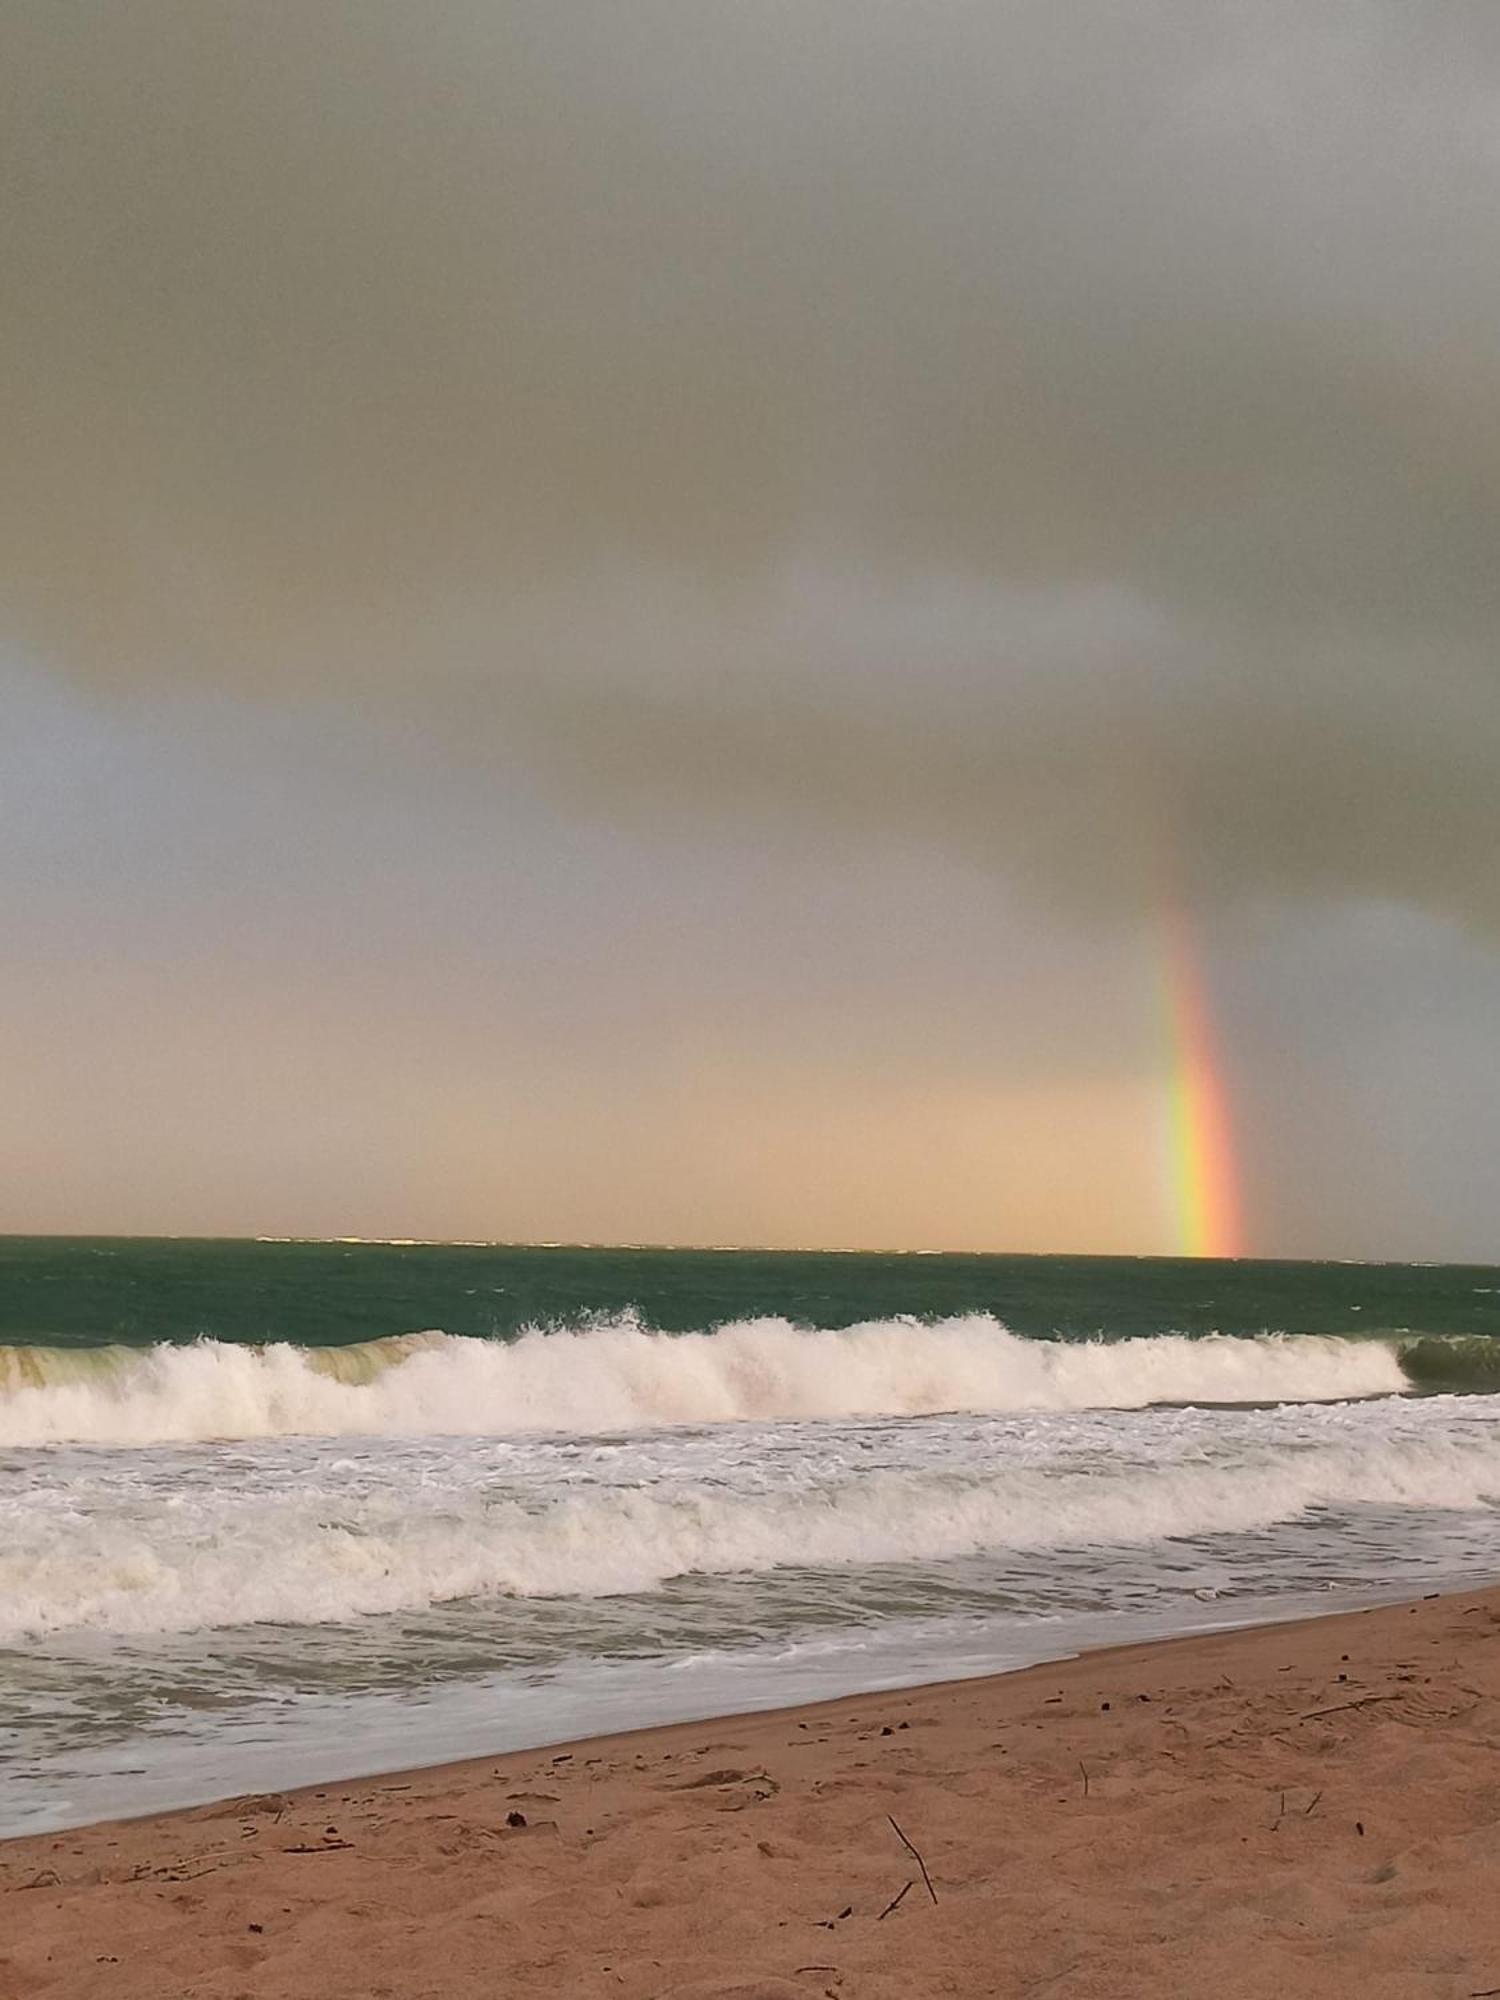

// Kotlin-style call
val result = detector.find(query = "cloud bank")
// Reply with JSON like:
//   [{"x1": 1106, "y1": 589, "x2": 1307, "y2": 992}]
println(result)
[{"x1": 5, "y1": 1, "x2": 1499, "y2": 920}]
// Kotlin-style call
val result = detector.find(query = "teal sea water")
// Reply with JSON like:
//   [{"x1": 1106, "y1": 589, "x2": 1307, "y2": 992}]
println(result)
[
  {"x1": 3, "y1": 1238, "x2": 1499, "y2": 1836},
  {"x1": 5, "y1": 1235, "x2": 1500, "y2": 1354}
]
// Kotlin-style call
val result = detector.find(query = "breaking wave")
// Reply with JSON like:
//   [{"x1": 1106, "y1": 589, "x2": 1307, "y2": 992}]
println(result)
[
  {"x1": 0, "y1": 1315, "x2": 1412, "y2": 1448},
  {"x1": 5, "y1": 1417, "x2": 1497, "y2": 1639}
]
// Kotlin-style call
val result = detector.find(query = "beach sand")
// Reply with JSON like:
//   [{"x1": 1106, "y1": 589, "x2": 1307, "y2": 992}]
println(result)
[{"x1": 4, "y1": 1587, "x2": 1499, "y2": 1999}]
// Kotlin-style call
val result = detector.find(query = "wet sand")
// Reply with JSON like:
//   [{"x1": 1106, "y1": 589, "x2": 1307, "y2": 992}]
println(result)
[{"x1": 4, "y1": 1586, "x2": 1500, "y2": 1999}]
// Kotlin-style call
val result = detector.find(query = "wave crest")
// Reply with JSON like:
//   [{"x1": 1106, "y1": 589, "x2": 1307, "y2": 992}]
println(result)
[{"x1": 0, "y1": 1316, "x2": 1409, "y2": 1447}]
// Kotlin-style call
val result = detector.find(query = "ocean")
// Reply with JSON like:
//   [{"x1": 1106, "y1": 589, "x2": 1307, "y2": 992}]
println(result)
[{"x1": 4, "y1": 1237, "x2": 1499, "y2": 1836}]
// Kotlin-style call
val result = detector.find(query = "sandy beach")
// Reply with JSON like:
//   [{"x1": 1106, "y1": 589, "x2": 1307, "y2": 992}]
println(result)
[{"x1": 4, "y1": 1586, "x2": 1499, "y2": 2000}]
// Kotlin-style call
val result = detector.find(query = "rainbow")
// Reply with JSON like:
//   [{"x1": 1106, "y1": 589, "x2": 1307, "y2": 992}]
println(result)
[{"x1": 1157, "y1": 911, "x2": 1246, "y2": 1259}]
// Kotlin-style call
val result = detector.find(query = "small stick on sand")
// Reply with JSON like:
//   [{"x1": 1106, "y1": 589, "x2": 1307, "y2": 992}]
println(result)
[
  {"x1": 1300, "y1": 1694, "x2": 1402, "y2": 1721},
  {"x1": 1079, "y1": 1761, "x2": 1090, "y2": 1798},
  {"x1": 877, "y1": 1881, "x2": 914, "y2": 1921},
  {"x1": 887, "y1": 1815, "x2": 937, "y2": 1905}
]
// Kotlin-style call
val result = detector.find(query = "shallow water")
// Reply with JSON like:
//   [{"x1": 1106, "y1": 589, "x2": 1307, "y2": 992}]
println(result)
[{"x1": 6, "y1": 1386, "x2": 1498, "y2": 1835}]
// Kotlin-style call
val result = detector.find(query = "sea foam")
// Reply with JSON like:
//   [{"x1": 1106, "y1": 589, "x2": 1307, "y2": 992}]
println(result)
[
  {"x1": 0, "y1": 1315, "x2": 1408, "y2": 1448},
  {"x1": 4, "y1": 1405, "x2": 1496, "y2": 1639}
]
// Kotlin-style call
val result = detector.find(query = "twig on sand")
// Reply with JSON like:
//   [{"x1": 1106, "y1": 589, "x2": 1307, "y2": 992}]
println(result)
[
  {"x1": 1078, "y1": 1761, "x2": 1090, "y2": 1798},
  {"x1": 1274, "y1": 1785, "x2": 1323, "y2": 1830},
  {"x1": 1300, "y1": 1694, "x2": 1402, "y2": 1722},
  {"x1": 1020, "y1": 1960, "x2": 1085, "y2": 1996},
  {"x1": 877, "y1": 1880, "x2": 914, "y2": 1921},
  {"x1": 887, "y1": 1815, "x2": 937, "y2": 1905}
]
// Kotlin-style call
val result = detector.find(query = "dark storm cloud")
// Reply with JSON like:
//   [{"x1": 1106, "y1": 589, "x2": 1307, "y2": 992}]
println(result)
[{"x1": 5, "y1": 1, "x2": 1500, "y2": 920}]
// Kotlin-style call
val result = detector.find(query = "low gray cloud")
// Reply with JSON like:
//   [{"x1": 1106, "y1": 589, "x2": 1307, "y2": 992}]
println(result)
[{"x1": 5, "y1": 1, "x2": 1499, "y2": 923}]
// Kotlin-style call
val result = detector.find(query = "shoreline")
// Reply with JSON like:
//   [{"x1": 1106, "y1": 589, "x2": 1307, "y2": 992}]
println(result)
[
  {"x1": 6, "y1": 1583, "x2": 1500, "y2": 1997},
  {"x1": 7, "y1": 1577, "x2": 1467, "y2": 1843}
]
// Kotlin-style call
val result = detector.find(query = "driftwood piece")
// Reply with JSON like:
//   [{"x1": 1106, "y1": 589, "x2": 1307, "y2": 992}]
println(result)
[
  {"x1": 887, "y1": 1815, "x2": 937, "y2": 1905},
  {"x1": 877, "y1": 1880, "x2": 914, "y2": 1921}
]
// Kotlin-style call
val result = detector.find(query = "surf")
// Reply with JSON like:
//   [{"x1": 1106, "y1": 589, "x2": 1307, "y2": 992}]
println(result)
[
  {"x1": 6, "y1": 1399, "x2": 1498, "y2": 1640},
  {"x1": 0, "y1": 1315, "x2": 1413, "y2": 1448}
]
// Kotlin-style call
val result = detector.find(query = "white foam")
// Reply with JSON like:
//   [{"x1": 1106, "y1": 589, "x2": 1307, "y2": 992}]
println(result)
[
  {"x1": 0, "y1": 1316, "x2": 1408, "y2": 1448},
  {"x1": 4, "y1": 1414, "x2": 1495, "y2": 1640}
]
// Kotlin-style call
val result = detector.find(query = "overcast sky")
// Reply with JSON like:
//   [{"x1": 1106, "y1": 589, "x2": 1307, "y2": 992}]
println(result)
[{"x1": 3, "y1": 1, "x2": 1498, "y2": 1255}]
